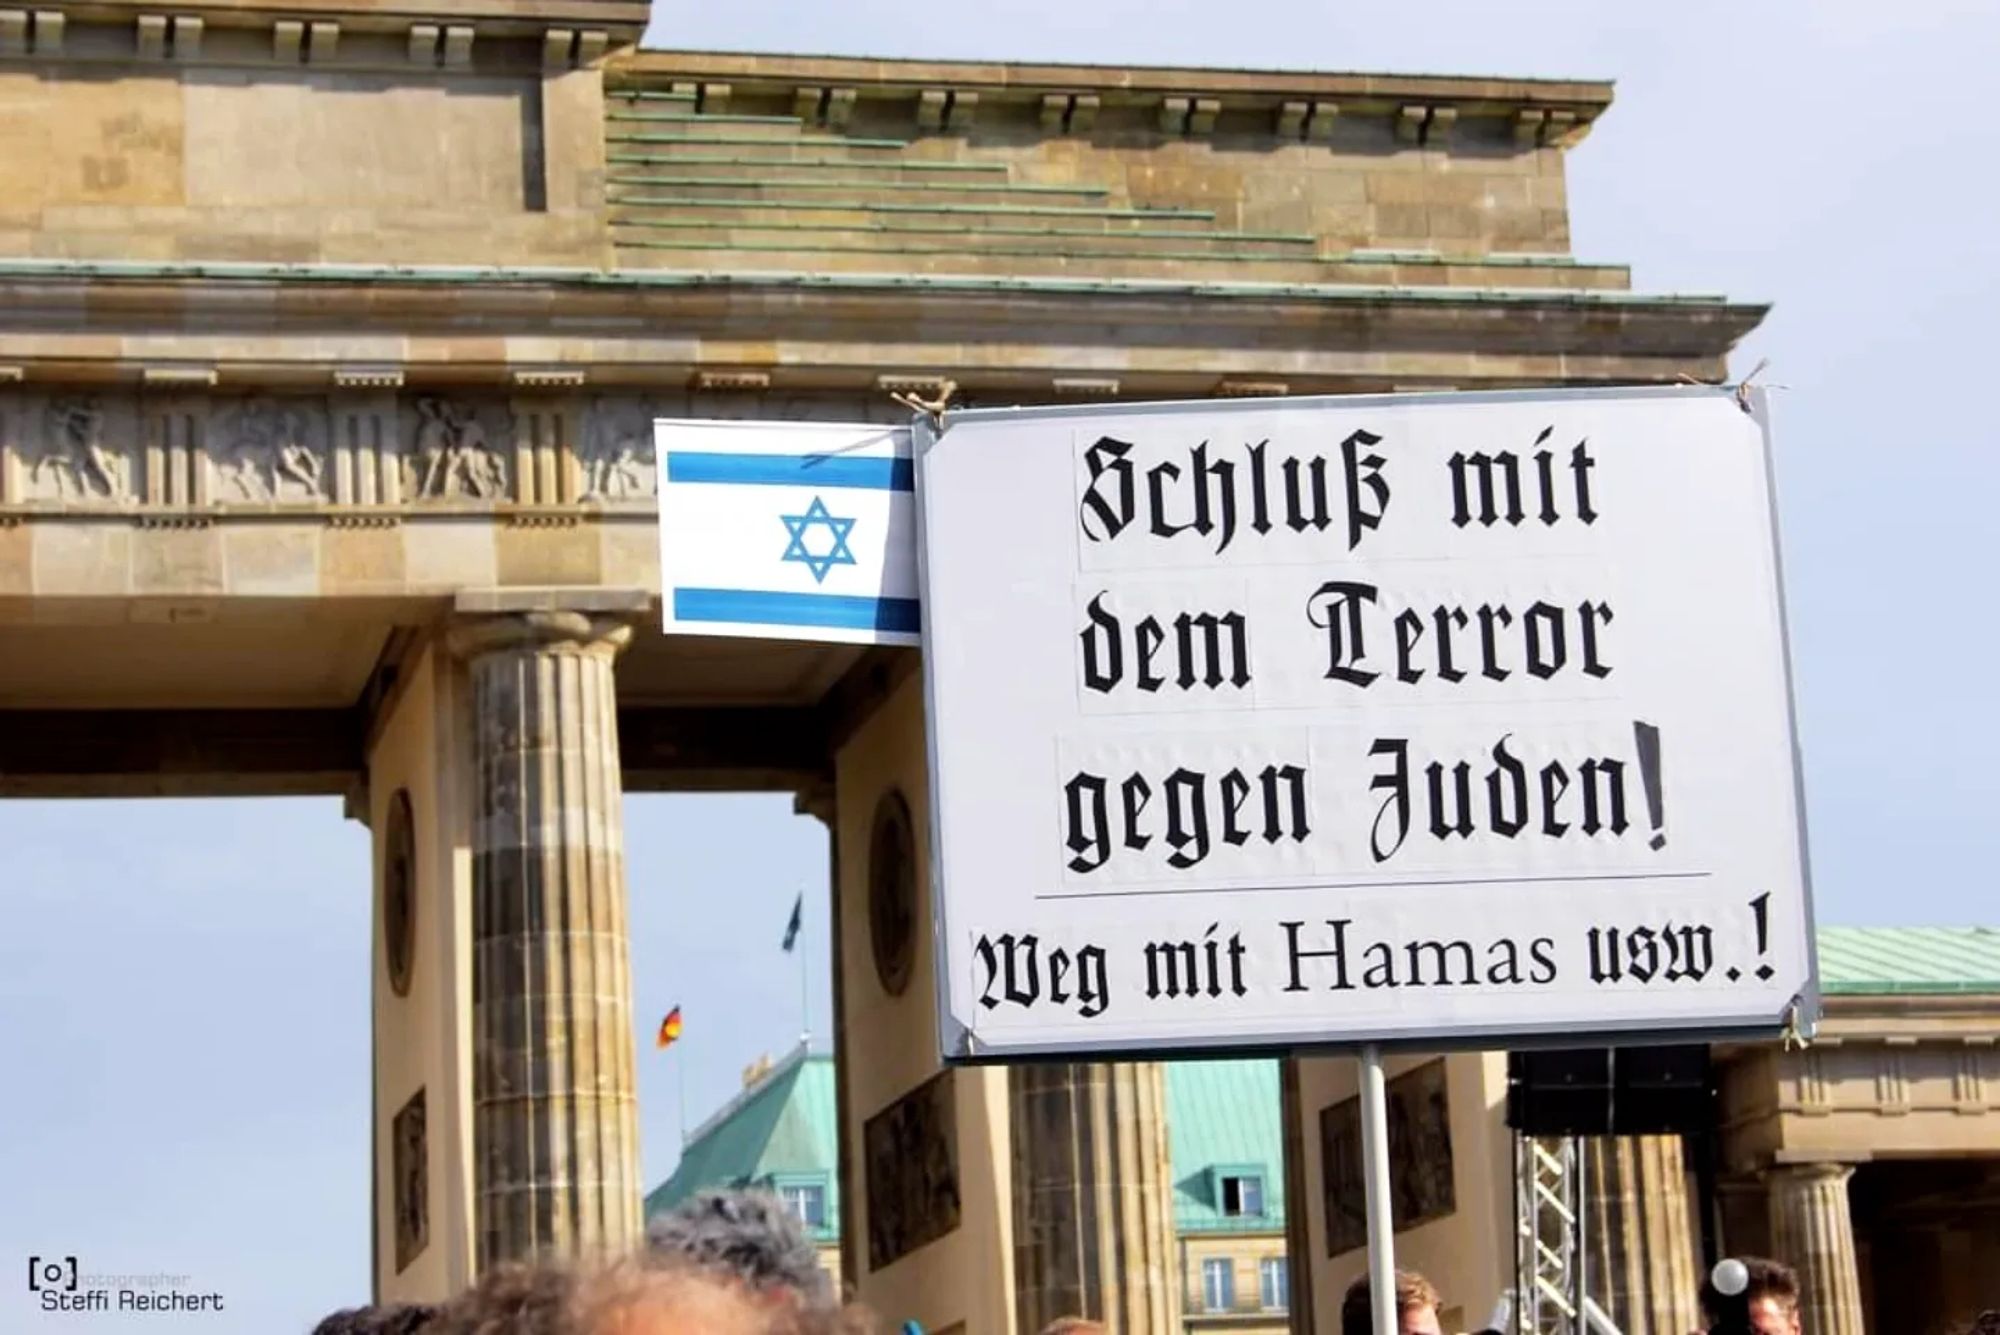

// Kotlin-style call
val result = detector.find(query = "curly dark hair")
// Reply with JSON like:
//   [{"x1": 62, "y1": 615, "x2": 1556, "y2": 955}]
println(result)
[
  {"x1": 645, "y1": 1188, "x2": 836, "y2": 1310},
  {"x1": 428, "y1": 1263, "x2": 575, "y2": 1335},
  {"x1": 311, "y1": 1304, "x2": 442, "y2": 1335}
]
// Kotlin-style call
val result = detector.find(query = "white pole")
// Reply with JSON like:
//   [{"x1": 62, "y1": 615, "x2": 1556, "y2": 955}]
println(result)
[
  {"x1": 797, "y1": 889, "x2": 812, "y2": 1045},
  {"x1": 1359, "y1": 1044, "x2": 1398, "y2": 1335}
]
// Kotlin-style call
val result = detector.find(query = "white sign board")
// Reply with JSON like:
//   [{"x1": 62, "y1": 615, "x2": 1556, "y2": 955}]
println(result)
[
  {"x1": 656, "y1": 420, "x2": 919, "y2": 645},
  {"x1": 916, "y1": 387, "x2": 1815, "y2": 1059}
]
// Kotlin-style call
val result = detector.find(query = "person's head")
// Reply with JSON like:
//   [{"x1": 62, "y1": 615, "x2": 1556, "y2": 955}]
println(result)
[
  {"x1": 1959, "y1": 1312, "x2": 2000, "y2": 1335},
  {"x1": 430, "y1": 1262, "x2": 575, "y2": 1335},
  {"x1": 645, "y1": 1189, "x2": 835, "y2": 1313},
  {"x1": 313, "y1": 1305, "x2": 442, "y2": 1335},
  {"x1": 1341, "y1": 1271, "x2": 1444, "y2": 1335},
  {"x1": 570, "y1": 1257, "x2": 796, "y2": 1335},
  {"x1": 1700, "y1": 1257, "x2": 1801, "y2": 1335}
]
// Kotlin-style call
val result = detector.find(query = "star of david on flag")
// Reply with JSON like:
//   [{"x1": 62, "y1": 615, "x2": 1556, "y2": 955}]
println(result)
[
  {"x1": 656, "y1": 420, "x2": 921, "y2": 646},
  {"x1": 779, "y1": 496, "x2": 858, "y2": 584}
]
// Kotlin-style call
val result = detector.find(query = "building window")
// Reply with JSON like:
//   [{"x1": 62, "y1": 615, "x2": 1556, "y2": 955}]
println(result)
[
  {"x1": 1260, "y1": 1257, "x2": 1289, "y2": 1311},
  {"x1": 1202, "y1": 1258, "x2": 1236, "y2": 1312},
  {"x1": 1220, "y1": 1173, "x2": 1265, "y2": 1217},
  {"x1": 779, "y1": 1182, "x2": 826, "y2": 1230}
]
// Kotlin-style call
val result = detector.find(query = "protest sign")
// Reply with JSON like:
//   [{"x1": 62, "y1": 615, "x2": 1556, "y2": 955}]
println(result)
[{"x1": 916, "y1": 387, "x2": 1815, "y2": 1058}]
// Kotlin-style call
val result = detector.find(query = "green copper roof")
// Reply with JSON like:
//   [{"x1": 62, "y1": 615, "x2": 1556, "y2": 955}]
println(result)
[
  {"x1": 1167, "y1": 1059, "x2": 1286, "y2": 1236},
  {"x1": 646, "y1": 1046, "x2": 841, "y2": 1243},
  {"x1": 1818, "y1": 926, "x2": 2000, "y2": 995}
]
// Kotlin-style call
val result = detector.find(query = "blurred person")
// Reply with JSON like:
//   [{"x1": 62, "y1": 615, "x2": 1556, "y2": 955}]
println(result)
[
  {"x1": 1341, "y1": 1270, "x2": 1445, "y2": 1335},
  {"x1": 570, "y1": 1257, "x2": 792, "y2": 1335},
  {"x1": 429, "y1": 1262, "x2": 576, "y2": 1335},
  {"x1": 646, "y1": 1188, "x2": 836, "y2": 1313},
  {"x1": 1698, "y1": 1257, "x2": 1802, "y2": 1335},
  {"x1": 312, "y1": 1304, "x2": 442, "y2": 1335}
]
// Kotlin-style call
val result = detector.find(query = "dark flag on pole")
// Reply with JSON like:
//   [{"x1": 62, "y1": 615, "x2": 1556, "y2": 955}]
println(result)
[{"x1": 782, "y1": 893, "x2": 804, "y2": 952}]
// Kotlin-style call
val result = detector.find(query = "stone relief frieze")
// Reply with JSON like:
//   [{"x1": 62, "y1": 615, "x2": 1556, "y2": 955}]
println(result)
[
  {"x1": 31, "y1": 397, "x2": 129, "y2": 501},
  {"x1": 0, "y1": 389, "x2": 907, "y2": 511},
  {"x1": 579, "y1": 397, "x2": 658, "y2": 501},
  {"x1": 407, "y1": 397, "x2": 509, "y2": 501},
  {"x1": 214, "y1": 397, "x2": 330, "y2": 502}
]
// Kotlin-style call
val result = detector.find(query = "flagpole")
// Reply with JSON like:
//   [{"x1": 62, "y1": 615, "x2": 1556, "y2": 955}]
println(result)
[
  {"x1": 797, "y1": 887, "x2": 811, "y2": 1048},
  {"x1": 676, "y1": 1043, "x2": 688, "y2": 1147}
]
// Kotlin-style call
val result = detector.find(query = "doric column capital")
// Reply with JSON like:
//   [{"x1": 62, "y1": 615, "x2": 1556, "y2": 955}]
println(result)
[
  {"x1": 1765, "y1": 1159, "x2": 1858, "y2": 1187},
  {"x1": 445, "y1": 609, "x2": 634, "y2": 663}
]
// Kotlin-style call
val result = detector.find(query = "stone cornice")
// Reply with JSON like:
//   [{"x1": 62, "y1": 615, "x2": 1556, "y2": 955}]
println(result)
[
  {"x1": 18, "y1": 0, "x2": 646, "y2": 42},
  {"x1": 614, "y1": 50, "x2": 1613, "y2": 147},
  {"x1": 0, "y1": 261, "x2": 1766, "y2": 390}
]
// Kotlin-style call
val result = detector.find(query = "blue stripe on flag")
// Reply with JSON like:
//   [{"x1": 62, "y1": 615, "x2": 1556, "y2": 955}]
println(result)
[
  {"x1": 673, "y1": 588, "x2": 922, "y2": 635},
  {"x1": 665, "y1": 452, "x2": 914, "y2": 492}
]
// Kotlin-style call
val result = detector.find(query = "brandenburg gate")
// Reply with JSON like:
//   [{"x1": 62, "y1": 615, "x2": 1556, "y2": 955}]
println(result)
[{"x1": 0, "y1": 0, "x2": 1762, "y2": 1327}]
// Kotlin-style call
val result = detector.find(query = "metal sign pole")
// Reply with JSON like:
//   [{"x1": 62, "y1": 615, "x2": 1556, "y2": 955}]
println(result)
[{"x1": 1359, "y1": 1043, "x2": 1398, "y2": 1335}]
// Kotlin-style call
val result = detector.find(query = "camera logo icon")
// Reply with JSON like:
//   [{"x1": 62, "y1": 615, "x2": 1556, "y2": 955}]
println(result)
[{"x1": 28, "y1": 1257, "x2": 78, "y2": 1293}]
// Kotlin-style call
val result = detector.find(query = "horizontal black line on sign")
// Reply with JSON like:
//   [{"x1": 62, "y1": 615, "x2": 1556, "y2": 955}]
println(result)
[{"x1": 1037, "y1": 869, "x2": 1714, "y2": 901}]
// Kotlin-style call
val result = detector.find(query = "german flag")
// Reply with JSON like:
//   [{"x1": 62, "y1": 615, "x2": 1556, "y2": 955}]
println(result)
[{"x1": 655, "y1": 1005, "x2": 684, "y2": 1050}]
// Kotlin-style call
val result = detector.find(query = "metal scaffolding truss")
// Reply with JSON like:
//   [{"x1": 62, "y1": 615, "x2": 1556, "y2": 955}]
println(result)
[{"x1": 1514, "y1": 1133, "x2": 1587, "y2": 1335}]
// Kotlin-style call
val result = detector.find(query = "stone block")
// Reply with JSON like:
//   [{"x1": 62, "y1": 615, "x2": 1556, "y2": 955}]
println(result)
[
  {"x1": 597, "y1": 518, "x2": 659, "y2": 592},
  {"x1": 132, "y1": 524, "x2": 223, "y2": 595},
  {"x1": 495, "y1": 523, "x2": 602, "y2": 588},
  {"x1": 0, "y1": 522, "x2": 32, "y2": 595},
  {"x1": 403, "y1": 517, "x2": 497, "y2": 591},
  {"x1": 136, "y1": 14, "x2": 167, "y2": 60},
  {"x1": 321, "y1": 522, "x2": 405, "y2": 594},
  {"x1": 221, "y1": 522, "x2": 320, "y2": 596},
  {"x1": 1371, "y1": 203, "x2": 1430, "y2": 240},
  {"x1": 1425, "y1": 204, "x2": 1484, "y2": 239},
  {"x1": 33, "y1": 523, "x2": 132, "y2": 596},
  {"x1": 824, "y1": 87, "x2": 855, "y2": 129},
  {"x1": 917, "y1": 89, "x2": 947, "y2": 132}
]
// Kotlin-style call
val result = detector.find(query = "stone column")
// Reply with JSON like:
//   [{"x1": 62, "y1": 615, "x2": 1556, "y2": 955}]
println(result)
[
  {"x1": 449, "y1": 610, "x2": 641, "y2": 1267},
  {"x1": 1585, "y1": 1136, "x2": 1700, "y2": 1335},
  {"x1": 1011, "y1": 1062, "x2": 1182, "y2": 1334},
  {"x1": 1767, "y1": 1163, "x2": 1865, "y2": 1335}
]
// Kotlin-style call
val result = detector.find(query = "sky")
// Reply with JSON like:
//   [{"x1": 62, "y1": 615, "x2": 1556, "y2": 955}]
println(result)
[{"x1": 5, "y1": 2, "x2": 1998, "y2": 1332}]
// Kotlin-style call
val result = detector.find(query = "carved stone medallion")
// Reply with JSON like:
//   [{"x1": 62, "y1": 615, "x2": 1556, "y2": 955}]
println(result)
[
  {"x1": 1319, "y1": 1057, "x2": 1455, "y2": 1256},
  {"x1": 863, "y1": 1070, "x2": 960, "y2": 1269},
  {"x1": 868, "y1": 789, "x2": 917, "y2": 997},
  {"x1": 392, "y1": 1086, "x2": 429, "y2": 1273},
  {"x1": 383, "y1": 789, "x2": 416, "y2": 998}
]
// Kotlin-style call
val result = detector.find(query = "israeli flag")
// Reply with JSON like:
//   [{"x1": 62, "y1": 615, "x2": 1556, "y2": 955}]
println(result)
[{"x1": 656, "y1": 419, "x2": 920, "y2": 646}]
